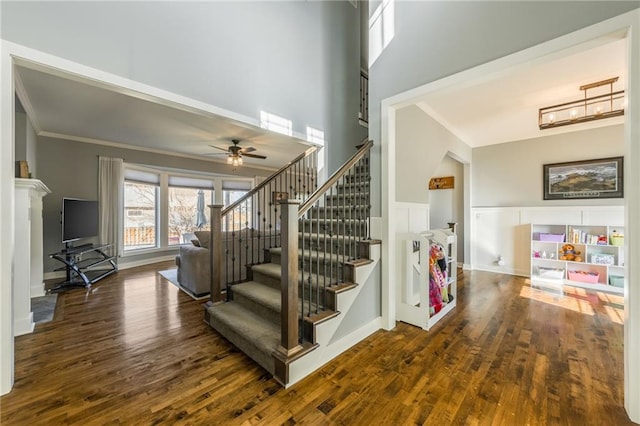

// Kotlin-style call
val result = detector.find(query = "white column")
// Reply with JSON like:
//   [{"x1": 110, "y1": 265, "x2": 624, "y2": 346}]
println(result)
[
  {"x1": 625, "y1": 10, "x2": 640, "y2": 423},
  {"x1": 14, "y1": 179, "x2": 51, "y2": 336}
]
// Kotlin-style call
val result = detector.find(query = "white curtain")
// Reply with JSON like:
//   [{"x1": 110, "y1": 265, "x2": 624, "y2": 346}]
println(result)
[{"x1": 98, "y1": 156, "x2": 124, "y2": 257}]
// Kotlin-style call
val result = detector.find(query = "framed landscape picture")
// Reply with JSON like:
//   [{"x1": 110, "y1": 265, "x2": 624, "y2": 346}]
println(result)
[{"x1": 543, "y1": 156, "x2": 623, "y2": 200}]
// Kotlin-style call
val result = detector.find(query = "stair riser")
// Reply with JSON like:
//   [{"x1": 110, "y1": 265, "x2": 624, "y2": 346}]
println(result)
[
  {"x1": 251, "y1": 269, "x2": 282, "y2": 290},
  {"x1": 270, "y1": 253, "x2": 347, "y2": 278},
  {"x1": 252, "y1": 266, "x2": 341, "y2": 299},
  {"x1": 298, "y1": 239, "x2": 359, "y2": 256},
  {"x1": 299, "y1": 221, "x2": 368, "y2": 237},
  {"x1": 307, "y1": 207, "x2": 370, "y2": 220},
  {"x1": 334, "y1": 184, "x2": 369, "y2": 195},
  {"x1": 206, "y1": 311, "x2": 276, "y2": 376},
  {"x1": 232, "y1": 291, "x2": 281, "y2": 326},
  {"x1": 325, "y1": 195, "x2": 369, "y2": 205},
  {"x1": 343, "y1": 174, "x2": 370, "y2": 184}
]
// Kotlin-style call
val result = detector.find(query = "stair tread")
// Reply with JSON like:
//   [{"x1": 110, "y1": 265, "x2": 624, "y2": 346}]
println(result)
[
  {"x1": 270, "y1": 246, "x2": 355, "y2": 264},
  {"x1": 233, "y1": 280, "x2": 333, "y2": 321},
  {"x1": 233, "y1": 281, "x2": 280, "y2": 312},
  {"x1": 206, "y1": 302, "x2": 280, "y2": 364}
]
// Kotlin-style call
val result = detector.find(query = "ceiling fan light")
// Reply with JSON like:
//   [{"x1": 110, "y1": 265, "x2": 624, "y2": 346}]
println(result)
[
  {"x1": 238, "y1": 156, "x2": 243, "y2": 165},
  {"x1": 227, "y1": 155, "x2": 233, "y2": 164}
]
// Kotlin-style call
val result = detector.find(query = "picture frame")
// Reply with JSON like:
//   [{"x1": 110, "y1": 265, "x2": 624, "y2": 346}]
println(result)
[{"x1": 543, "y1": 156, "x2": 623, "y2": 200}]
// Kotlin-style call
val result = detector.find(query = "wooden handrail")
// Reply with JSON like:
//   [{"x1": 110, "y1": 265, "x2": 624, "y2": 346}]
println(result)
[
  {"x1": 222, "y1": 146, "x2": 318, "y2": 216},
  {"x1": 298, "y1": 140, "x2": 373, "y2": 217}
]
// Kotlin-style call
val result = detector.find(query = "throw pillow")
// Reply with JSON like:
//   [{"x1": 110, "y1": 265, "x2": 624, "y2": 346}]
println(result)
[
  {"x1": 194, "y1": 230, "x2": 210, "y2": 249},
  {"x1": 191, "y1": 239, "x2": 201, "y2": 247}
]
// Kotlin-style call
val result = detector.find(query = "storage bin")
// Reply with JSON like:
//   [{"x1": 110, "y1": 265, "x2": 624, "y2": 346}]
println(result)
[
  {"x1": 609, "y1": 275, "x2": 624, "y2": 287},
  {"x1": 537, "y1": 267, "x2": 564, "y2": 280},
  {"x1": 610, "y1": 235, "x2": 624, "y2": 246},
  {"x1": 539, "y1": 233, "x2": 565, "y2": 242},
  {"x1": 590, "y1": 253, "x2": 615, "y2": 265},
  {"x1": 568, "y1": 270, "x2": 600, "y2": 284}
]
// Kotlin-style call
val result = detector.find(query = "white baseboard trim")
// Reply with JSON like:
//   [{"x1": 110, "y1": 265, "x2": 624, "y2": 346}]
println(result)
[
  {"x1": 287, "y1": 316, "x2": 383, "y2": 387},
  {"x1": 370, "y1": 216, "x2": 382, "y2": 240},
  {"x1": 30, "y1": 283, "x2": 45, "y2": 298},
  {"x1": 118, "y1": 255, "x2": 176, "y2": 270},
  {"x1": 44, "y1": 254, "x2": 176, "y2": 281},
  {"x1": 14, "y1": 313, "x2": 34, "y2": 337},
  {"x1": 472, "y1": 264, "x2": 529, "y2": 277}
]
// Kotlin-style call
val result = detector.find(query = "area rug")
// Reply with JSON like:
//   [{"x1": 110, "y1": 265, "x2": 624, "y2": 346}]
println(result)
[
  {"x1": 158, "y1": 269, "x2": 209, "y2": 301},
  {"x1": 32, "y1": 293, "x2": 58, "y2": 324}
]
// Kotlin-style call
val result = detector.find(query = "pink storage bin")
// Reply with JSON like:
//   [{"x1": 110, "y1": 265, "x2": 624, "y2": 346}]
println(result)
[
  {"x1": 568, "y1": 270, "x2": 599, "y2": 284},
  {"x1": 539, "y1": 233, "x2": 565, "y2": 242}
]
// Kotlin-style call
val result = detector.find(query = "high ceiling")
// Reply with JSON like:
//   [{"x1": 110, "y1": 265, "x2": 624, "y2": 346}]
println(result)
[
  {"x1": 15, "y1": 36, "x2": 627, "y2": 164},
  {"x1": 15, "y1": 65, "x2": 312, "y2": 170},
  {"x1": 414, "y1": 37, "x2": 626, "y2": 147}
]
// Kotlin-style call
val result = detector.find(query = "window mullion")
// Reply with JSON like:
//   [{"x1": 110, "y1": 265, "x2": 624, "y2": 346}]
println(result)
[{"x1": 159, "y1": 173, "x2": 169, "y2": 249}]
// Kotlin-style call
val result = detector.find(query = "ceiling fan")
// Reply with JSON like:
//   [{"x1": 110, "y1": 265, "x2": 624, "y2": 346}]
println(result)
[{"x1": 207, "y1": 139, "x2": 267, "y2": 166}]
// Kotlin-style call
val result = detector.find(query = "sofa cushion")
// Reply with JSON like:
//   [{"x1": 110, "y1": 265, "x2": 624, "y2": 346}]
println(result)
[{"x1": 194, "y1": 230, "x2": 210, "y2": 249}]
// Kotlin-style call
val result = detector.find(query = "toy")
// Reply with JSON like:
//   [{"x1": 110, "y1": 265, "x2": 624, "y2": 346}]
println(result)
[{"x1": 559, "y1": 244, "x2": 583, "y2": 262}]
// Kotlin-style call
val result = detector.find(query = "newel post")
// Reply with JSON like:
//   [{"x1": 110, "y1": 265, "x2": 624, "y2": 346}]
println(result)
[
  {"x1": 209, "y1": 204, "x2": 224, "y2": 303},
  {"x1": 273, "y1": 199, "x2": 302, "y2": 383}
]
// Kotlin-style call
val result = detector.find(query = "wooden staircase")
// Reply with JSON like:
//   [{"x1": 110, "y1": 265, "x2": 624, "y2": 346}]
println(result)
[{"x1": 204, "y1": 141, "x2": 379, "y2": 386}]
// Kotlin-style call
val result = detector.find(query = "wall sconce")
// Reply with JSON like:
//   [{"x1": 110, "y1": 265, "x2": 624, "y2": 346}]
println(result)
[{"x1": 538, "y1": 77, "x2": 625, "y2": 130}]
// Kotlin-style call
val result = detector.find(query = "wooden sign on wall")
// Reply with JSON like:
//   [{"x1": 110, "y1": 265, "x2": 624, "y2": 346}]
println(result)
[{"x1": 428, "y1": 176, "x2": 454, "y2": 190}]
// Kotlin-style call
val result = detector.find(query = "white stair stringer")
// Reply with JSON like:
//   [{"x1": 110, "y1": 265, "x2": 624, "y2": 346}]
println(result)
[{"x1": 286, "y1": 243, "x2": 381, "y2": 387}]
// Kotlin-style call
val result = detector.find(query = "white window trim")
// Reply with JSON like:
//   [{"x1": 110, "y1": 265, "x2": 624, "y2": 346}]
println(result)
[{"x1": 122, "y1": 163, "x2": 254, "y2": 256}]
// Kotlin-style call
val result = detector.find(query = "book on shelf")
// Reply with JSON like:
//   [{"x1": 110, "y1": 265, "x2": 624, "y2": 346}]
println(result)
[{"x1": 568, "y1": 227, "x2": 607, "y2": 245}]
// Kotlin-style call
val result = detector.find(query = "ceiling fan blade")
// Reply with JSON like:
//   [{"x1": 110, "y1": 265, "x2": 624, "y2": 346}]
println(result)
[
  {"x1": 203, "y1": 152, "x2": 229, "y2": 156},
  {"x1": 243, "y1": 152, "x2": 267, "y2": 159},
  {"x1": 240, "y1": 147, "x2": 256, "y2": 153},
  {"x1": 208, "y1": 144, "x2": 229, "y2": 152}
]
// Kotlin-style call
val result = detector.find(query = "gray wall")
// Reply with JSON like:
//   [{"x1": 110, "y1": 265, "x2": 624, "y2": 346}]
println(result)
[
  {"x1": 472, "y1": 125, "x2": 625, "y2": 207},
  {"x1": 1, "y1": 1, "x2": 366, "y2": 174},
  {"x1": 37, "y1": 136, "x2": 270, "y2": 272},
  {"x1": 396, "y1": 105, "x2": 471, "y2": 204},
  {"x1": 368, "y1": 1, "x2": 640, "y2": 214},
  {"x1": 14, "y1": 97, "x2": 37, "y2": 177}
]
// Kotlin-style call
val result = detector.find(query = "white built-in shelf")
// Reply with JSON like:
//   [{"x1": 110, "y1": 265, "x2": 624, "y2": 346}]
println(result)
[{"x1": 530, "y1": 224, "x2": 624, "y2": 294}]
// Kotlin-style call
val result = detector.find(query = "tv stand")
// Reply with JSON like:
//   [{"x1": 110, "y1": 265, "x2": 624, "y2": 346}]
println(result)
[{"x1": 49, "y1": 243, "x2": 118, "y2": 292}]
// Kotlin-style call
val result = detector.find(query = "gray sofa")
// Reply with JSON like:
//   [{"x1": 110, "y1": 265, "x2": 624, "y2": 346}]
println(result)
[{"x1": 175, "y1": 229, "x2": 279, "y2": 297}]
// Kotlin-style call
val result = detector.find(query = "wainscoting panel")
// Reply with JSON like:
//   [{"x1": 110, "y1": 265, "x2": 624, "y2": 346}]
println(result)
[{"x1": 471, "y1": 205, "x2": 624, "y2": 277}]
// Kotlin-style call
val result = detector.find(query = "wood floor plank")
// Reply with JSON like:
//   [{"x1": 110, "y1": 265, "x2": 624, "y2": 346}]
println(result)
[{"x1": 0, "y1": 262, "x2": 633, "y2": 425}]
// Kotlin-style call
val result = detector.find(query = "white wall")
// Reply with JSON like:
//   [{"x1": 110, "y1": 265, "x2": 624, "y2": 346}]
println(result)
[
  {"x1": 473, "y1": 125, "x2": 625, "y2": 207},
  {"x1": 471, "y1": 205, "x2": 624, "y2": 276},
  {"x1": 430, "y1": 155, "x2": 464, "y2": 262},
  {"x1": 395, "y1": 105, "x2": 471, "y2": 203}
]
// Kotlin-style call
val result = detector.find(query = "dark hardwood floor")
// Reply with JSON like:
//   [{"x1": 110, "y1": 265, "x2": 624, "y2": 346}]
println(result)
[{"x1": 0, "y1": 261, "x2": 633, "y2": 425}]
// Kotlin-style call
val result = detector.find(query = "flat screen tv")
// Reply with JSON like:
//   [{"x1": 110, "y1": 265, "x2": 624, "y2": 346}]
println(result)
[{"x1": 62, "y1": 198, "x2": 99, "y2": 243}]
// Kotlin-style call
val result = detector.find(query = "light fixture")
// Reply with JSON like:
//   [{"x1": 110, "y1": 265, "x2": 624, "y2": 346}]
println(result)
[
  {"x1": 538, "y1": 77, "x2": 625, "y2": 130},
  {"x1": 227, "y1": 153, "x2": 243, "y2": 166}
]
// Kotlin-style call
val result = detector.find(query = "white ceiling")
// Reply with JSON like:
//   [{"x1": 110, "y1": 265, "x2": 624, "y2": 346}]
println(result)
[
  {"x1": 414, "y1": 37, "x2": 627, "y2": 147},
  {"x1": 15, "y1": 36, "x2": 626, "y2": 164},
  {"x1": 15, "y1": 65, "x2": 312, "y2": 170}
]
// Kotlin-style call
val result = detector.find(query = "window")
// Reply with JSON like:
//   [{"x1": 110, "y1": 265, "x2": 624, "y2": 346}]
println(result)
[
  {"x1": 122, "y1": 164, "x2": 252, "y2": 252},
  {"x1": 369, "y1": 0, "x2": 395, "y2": 66},
  {"x1": 222, "y1": 179, "x2": 252, "y2": 231},
  {"x1": 124, "y1": 181, "x2": 158, "y2": 251},
  {"x1": 168, "y1": 175, "x2": 215, "y2": 245},
  {"x1": 307, "y1": 126, "x2": 326, "y2": 182}
]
